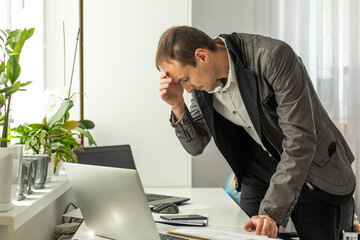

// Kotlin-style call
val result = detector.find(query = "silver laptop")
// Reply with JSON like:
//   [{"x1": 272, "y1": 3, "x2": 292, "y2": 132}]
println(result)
[
  {"x1": 74, "y1": 145, "x2": 190, "y2": 206},
  {"x1": 64, "y1": 162, "x2": 188, "y2": 240}
]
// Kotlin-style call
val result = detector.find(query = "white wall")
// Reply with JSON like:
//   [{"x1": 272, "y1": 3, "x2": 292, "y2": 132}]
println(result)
[
  {"x1": 44, "y1": 0, "x2": 81, "y2": 118},
  {"x1": 82, "y1": 0, "x2": 191, "y2": 187},
  {"x1": 43, "y1": 0, "x2": 192, "y2": 187}
]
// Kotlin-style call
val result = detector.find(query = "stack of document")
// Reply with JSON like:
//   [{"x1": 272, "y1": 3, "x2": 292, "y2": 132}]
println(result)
[
  {"x1": 168, "y1": 228, "x2": 277, "y2": 240},
  {"x1": 153, "y1": 214, "x2": 208, "y2": 226}
]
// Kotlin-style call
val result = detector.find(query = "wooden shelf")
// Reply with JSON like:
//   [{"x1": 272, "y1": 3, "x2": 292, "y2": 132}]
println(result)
[{"x1": 0, "y1": 172, "x2": 70, "y2": 233}]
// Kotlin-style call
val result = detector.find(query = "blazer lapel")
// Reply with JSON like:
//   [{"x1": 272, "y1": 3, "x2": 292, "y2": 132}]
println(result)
[
  {"x1": 194, "y1": 91, "x2": 216, "y2": 138},
  {"x1": 221, "y1": 33, "x2": 262, "y2": 139},
  {"x1": 234, "y1": 63, "x2": 262, "y2": 139}
]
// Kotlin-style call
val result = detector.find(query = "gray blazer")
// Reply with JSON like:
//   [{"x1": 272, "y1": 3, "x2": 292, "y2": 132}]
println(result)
[{"x1": 170, "y1": 33, "x2": 355, "y2": 227}]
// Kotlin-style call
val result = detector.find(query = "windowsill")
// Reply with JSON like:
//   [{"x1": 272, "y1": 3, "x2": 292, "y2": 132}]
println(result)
[{"x1": 0, "y1": 171, "x2": 70, "y2": 233}]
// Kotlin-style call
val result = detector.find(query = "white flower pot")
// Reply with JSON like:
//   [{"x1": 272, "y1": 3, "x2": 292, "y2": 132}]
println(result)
[{"x1": 0, "y1": 145, "x2": 23, "y2": 212}]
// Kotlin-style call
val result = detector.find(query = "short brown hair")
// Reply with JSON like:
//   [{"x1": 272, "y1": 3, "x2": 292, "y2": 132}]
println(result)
[{"x1": 155, "y1": 26, "x2": 217, "y2": 70}]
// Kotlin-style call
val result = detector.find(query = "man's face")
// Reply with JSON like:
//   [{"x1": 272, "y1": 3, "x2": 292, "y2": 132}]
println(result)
[{"x1": 161, "y1": 59, "x2": 218, "y2": 93}]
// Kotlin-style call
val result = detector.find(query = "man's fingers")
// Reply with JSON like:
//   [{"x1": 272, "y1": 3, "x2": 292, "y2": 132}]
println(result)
[
  {"x1": 244, "y1": 216, "x2": 277, "y2": 238},
  {"x1": 254, "y1": 217, "x2": 264, "y2": 235},
  {"x1": 160, "y1": 88, "x2": 167, "y2": 96},
  {"x1": 270, "y1": 223, "x2": 278, "y2": 238},
  {"x1": 244, "y1": 219, "x2": 255, "y2": 230},
  {"x1": 261, "y1": 217, "x2": 270, "y2": 236},
  {"x1": 160, "y1": 71, "x2": 167, "y2": 78},
  {"x1": 160, "y1": 77, "x2": 170, "y2": 85},
  {"x1": 159, "y1": 82, "x2": 169, "y2": 91}
]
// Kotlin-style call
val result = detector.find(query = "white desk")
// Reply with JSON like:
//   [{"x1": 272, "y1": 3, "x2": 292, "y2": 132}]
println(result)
[{"x1": 72, "y1": 188, "x2": 267, "y2": 239}]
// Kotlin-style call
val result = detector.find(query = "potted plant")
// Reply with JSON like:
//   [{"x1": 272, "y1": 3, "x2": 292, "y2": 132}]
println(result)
[
  {"x1": 11, "y1": 98, "x2": 97, "y2": 176},
  {"x1": 0, "y1": 28, "x2": 34, "y2": 211},
  {"x1": 11, "y1": 28, "x2": 96, "y2": 178}
]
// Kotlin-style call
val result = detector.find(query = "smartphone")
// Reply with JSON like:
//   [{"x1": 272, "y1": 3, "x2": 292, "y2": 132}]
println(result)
[{"x1": 160, "y1": 214, "x2": 208, "y2": 221}]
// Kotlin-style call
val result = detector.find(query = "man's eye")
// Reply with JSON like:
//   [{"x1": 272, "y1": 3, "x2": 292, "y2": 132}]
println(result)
[{"x1": 183, "y1": 78, "x2": 189, "y2": 82}]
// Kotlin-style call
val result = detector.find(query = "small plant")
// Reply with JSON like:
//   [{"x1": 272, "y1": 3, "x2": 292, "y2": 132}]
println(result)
[
  {"x1": 0, "y1": 28, "x2": 34, "y2": 147},
  {"x1": 11, "y1": 99, "x2": 96, "y2": 173},
  {"x1": 10, "y1": 28, "x2": 96, "y2": 173}
]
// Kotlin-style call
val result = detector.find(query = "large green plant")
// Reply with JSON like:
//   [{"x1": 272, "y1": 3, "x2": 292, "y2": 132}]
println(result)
[
  {"x1": 11, "y1": 99, "x2": 96, "y2": 173},
  {"x1": 0, "y1": 28, "x2": 34, "y2": 147}
]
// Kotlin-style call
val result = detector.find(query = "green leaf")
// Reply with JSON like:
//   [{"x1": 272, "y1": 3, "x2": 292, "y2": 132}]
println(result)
[
  {"x1": 8, "y1": 52, "x2": 19, "y2": 57},
  {"x1": 28, "y1": 123, "x2": 44, "y2": 130},
  {"x1": 48, "y1": 127, "x2": 67, "y2": 136},
  {"x1": 74, "y1": 127, "x2": 97, "y2": 146},
  {"x1": 6, "y1": 55, "x2": 21, "y2": 83},
  {"x1": 0, "y1": 94, "x2": 5, "y2": 106},
  {"x1": 13, "y1": 31, "x2": 27, "y2": 57},
  {"x1": 53, "y1": 152, "x2": 60, "y2": 173},
  {"x1": 11, "y1": 28, "x2": 34, "y2": 60},
  {"x1": 5, "y1": 47, "x2": 12, "y2": 55},
  {"x1": 6, "y1": 29, "x2": 22, "y2": 49},
  {"x1": 39, "y1": 130, "x2": 47, "y2": 145},
  {"x1": 0, "y1": 81, "x2": 31, "y2": 95},
  {"x1": 0, "y1": 72, "x2": 9, "y2": 84},
  {"x1": 0, "y1": 29, "x2": 7, "y2": 38},
  {"x1": 0, "y1": 138, "x2": 10, "y2": 143},
  {"x1": 0, "y1": 62, "x2": 5, "y2": 73},
  {"x1": 25, "y1": 28, "x2": 35, "y2": 40},
  {"x1": 64, "y1": 111, "x2": 70, "y2": 122},
  {"x1": 47, "y1": 99, "x2": 74, "y2": 129},
  {"x1": 78, "y1": 119, "x2": 95, "y2": 129}
]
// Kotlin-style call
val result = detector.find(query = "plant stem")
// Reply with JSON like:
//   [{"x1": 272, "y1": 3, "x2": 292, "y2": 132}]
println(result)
[
  {"x1": 67, "y1": 28, "x2": 80, "y2": 100},
  {"x1": 1, "y1": 95, "x2": 11, "y2": 147}
]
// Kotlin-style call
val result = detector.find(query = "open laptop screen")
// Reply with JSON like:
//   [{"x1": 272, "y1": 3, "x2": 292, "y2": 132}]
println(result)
[
  {"x1": 74, "y1": 144, "x2": 190, "y2": 206},
  {"x1": 74, "y1": 145, "x2": 136, "y2": 170}
]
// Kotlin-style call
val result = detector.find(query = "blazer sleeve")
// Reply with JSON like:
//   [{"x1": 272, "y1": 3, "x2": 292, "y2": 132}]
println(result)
[
  {"x1": 258, "y1": 42, "x2": 317, "y2": 227},
  {"x1": 170, "y1": 95, "x2": 211, "y2": 156}
]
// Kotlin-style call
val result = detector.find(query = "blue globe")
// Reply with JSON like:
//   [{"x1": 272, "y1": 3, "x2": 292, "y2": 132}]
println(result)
[{"x1": 225, "y1": 172, "x2": 241, "y2": 204}]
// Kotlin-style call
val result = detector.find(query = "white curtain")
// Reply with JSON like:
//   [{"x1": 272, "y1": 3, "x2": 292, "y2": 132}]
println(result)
[{"x1": 259, "y1": 0, "x2": 360, "y2": 214}]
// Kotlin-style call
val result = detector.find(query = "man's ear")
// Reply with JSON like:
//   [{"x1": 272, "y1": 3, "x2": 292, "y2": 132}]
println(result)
[{"x1": 194, "y1": 48, "x2": 209, "y2": 63}]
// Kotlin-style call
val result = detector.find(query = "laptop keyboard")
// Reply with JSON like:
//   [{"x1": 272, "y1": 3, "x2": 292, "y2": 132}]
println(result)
[
  {"x1": 159, "y1": 233, "x2": 189, "y2": 240},
  {"x1": 147, "y1": 193, "x2": 171, "y2": 202}
]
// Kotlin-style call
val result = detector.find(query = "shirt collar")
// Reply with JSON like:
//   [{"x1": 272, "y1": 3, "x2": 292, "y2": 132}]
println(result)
[{"x1": 209, "y1": 37, "x2": 236, "y2": 94}]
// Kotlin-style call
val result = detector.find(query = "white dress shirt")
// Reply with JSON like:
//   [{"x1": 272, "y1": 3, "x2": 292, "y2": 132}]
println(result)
[{"x1": 210, "y1": 37, "x2": 265, "y2": 149}]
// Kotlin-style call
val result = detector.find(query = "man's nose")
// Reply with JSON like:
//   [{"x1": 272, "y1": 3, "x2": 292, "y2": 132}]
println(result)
[
  {"x1": 184, "y1": 84, "x2": 194, "y2": 93},
  {"x1": 181, "y1": 82, "x2": 194, "y2": 93}
]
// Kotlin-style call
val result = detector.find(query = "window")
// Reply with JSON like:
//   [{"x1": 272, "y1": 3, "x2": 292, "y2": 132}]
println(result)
[{"x1": 0, "y1": 0, "x2": 44, "y2": 126}]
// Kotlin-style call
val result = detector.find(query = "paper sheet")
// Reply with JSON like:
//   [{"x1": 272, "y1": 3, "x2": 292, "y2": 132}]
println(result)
[
  {"x1": 178, "y1": 203, "x2": 211, "y2": 211},
  {"x1": 169, "y1": 228, "x2": 277, "y2": 240},
  {"x1": 62, "y1": 208, "x2": 84, "y2": 219}
]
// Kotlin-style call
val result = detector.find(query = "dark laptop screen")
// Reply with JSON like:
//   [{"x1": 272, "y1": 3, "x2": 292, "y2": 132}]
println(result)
[{"x1": 74, "y1": 145, "x2": 136, "y2": 170}]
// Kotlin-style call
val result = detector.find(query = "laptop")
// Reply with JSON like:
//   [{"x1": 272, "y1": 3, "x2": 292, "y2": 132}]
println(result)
[
  {"x1": 74, "y1": 145, "x2": 190, "y2": 206},
  {"x1": 64, "y1": 163, "x2": 188, "y2": 240}
]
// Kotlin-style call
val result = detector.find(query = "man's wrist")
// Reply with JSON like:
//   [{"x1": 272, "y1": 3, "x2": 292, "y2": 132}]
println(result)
[
  {"x1": 171, "y1": 102, "x2": 185, "y2": 121},
  {"x1": 258, "y1": 215, "x2": 275, "y2": 222}
]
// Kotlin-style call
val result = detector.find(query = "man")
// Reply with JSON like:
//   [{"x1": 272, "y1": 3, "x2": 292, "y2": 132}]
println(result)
[{"x1": 156, "y1": 26, "x2": 355, "y2": 239}]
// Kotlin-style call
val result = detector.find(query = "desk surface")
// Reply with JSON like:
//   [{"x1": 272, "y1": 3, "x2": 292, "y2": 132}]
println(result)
[{"x1": 71, "y1": 188, "x2": 268, "y2": 239}]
